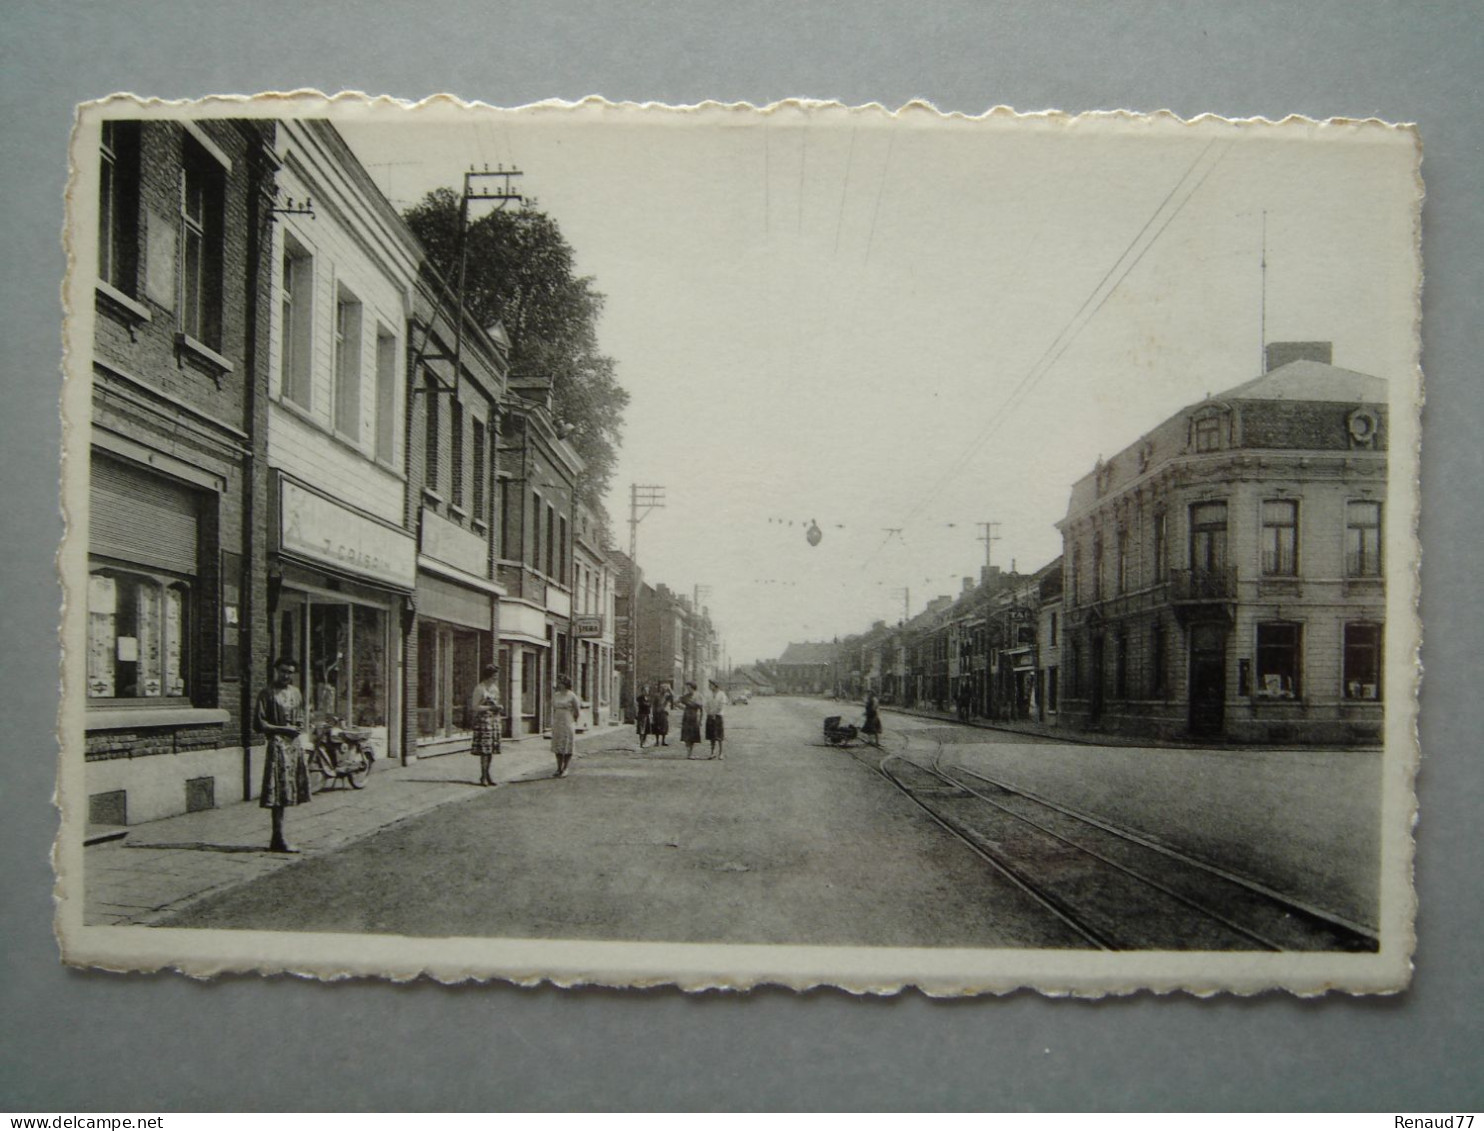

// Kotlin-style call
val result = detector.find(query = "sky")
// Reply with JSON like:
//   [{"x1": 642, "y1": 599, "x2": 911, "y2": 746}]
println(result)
[{"x1": 337, "y1": 101, "x2": 1419, "y2": 666}]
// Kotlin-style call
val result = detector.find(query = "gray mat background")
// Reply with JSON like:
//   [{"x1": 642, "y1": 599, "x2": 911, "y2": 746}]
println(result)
[{"x1": 2, "y1": 0, "x2": 1479, "y2": 1112}]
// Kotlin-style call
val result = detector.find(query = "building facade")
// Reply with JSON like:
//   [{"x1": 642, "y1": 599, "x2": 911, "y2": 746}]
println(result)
[
  {"x1": 636, "y1": 582, "x2": 686, "y2": 692},
  {"x1": 494, "y1": 380, "x2": 583, "y2": 737},
  {"x1": 264, "y1": 120, "x2": 421, "y2": 766},
  {"x1": 1057, "y1": 343, "x2": 1387, "y2": 744},
  {"x1": 571, "y1": 505, "x2": 619, "y2": 728},
  {"x1": 85, "y1": 117, "x2": 277, "y2": 827},
  {"x1": 404, "y1": 273, "x2": 509, "y2": 757}
]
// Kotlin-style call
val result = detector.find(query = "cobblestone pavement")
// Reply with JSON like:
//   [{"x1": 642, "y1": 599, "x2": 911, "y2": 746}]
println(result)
[
  {"x1": 82, "y1": 724, "x2": 637, "y2": 926},
  {"x1": 878, "y1": 707, "x2": 1382, "y2": 929},
  {"x1": 83, "y1": 698, "x2": 1380, "y2": 941},
  {"x1": 147, "y1": 697, "x2": 1090, "y2": 947}
]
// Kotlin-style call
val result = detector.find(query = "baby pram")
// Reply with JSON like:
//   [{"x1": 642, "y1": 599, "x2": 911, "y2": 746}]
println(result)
[{"x1": 823, "y1": 715, "x2": 860, "y2": 747}]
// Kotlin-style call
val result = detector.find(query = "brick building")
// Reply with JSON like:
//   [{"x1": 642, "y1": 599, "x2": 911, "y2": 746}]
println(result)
[
  {"x1": 1057, "y1": 343, "x2": 1388, "y2": 744},
  {"x1": 494, "y1": 378, "x2": 583, "y2": 737},
  {"x1": 405, "y1": 276, "x2": 509, "y2": 757},
  {"x1": 84, "y1": 117, "x2": 276, "y2": 826},
  {"x1": 636, "y1": 582, "x2": 687, "y2": 692}
]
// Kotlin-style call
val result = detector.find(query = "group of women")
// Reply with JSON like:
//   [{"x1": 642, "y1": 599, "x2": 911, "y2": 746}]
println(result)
[
  {"x1": 636, "y1": 679, "x2": 727, "y2": 759},
  {"x1": 470, "y1": 665, "x2": 581, "y2": 781}
]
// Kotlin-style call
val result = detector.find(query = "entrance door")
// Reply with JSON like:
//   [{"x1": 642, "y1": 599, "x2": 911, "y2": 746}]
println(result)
[{"x1": 1189, "y1": 622, "x2": 1227, "y2": 736}]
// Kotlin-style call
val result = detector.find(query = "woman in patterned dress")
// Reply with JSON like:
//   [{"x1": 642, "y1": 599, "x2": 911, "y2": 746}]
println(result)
[
  {"x1": 551, "y1": 674, "x2": 581, "y2": 777},
  {"x1": 469, "y1": 664, "x2": 504, "y2": 787},
  {"x1": 256, "y1": 657, "x2": 312, "y2": 853}
]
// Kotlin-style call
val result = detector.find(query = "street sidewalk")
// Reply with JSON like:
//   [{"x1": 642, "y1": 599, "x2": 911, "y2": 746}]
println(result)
[
  {"x1": 81, "y1": 723, "x2": 638, "y2": 927},
  {"x1": 848, "y1": 699, "x2": 1375, "y2": 752}
]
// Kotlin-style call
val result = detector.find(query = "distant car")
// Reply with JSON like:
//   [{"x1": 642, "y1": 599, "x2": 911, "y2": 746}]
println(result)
[{"x1": 734, "y1": 690, "x2": 751, "y2": 705}]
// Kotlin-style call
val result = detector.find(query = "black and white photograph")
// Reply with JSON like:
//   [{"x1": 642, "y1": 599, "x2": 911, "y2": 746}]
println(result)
[{"x1": 55, "y1": 96, "x2": 1419, "y2": 994}]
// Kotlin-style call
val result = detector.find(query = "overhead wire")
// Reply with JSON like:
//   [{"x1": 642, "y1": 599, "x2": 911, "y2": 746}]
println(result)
[{"x1": 861, "y1": 139, "x2": 1234, "y2": 568}]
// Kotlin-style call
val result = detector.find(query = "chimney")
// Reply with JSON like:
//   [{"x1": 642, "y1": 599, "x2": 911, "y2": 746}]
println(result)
[
  {"x1": 962, "y1": 576, "x2": 975, "y2": 595},
  {"x1": 1265, "y1": 341, "x2": 1333, "y2": 372}
]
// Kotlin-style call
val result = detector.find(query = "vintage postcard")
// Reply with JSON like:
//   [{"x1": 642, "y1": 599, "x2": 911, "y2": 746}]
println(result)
[{"x1": 55, "y1": 95, "x2": 1420, "y2": 995}]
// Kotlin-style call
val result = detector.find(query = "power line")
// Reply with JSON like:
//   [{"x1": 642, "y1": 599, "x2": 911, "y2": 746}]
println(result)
[{"x1": 864, "y1": 139, "x2": 1232, "y2": 562}]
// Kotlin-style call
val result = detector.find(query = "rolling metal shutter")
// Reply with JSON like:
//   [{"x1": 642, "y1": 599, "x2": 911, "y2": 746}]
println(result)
[{"x1": 89, "y1": 454, "x2": 200, "y2": 574}]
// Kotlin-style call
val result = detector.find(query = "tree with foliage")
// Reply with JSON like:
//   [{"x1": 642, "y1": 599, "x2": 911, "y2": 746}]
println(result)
[{"x1": 404, "y1": 188, "x2": 628, "y2": 529}]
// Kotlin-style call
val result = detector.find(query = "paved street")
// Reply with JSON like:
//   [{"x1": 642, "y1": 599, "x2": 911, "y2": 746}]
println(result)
[{"x1": 85, "y1": 696, "x2": 1380, "y2": 943}]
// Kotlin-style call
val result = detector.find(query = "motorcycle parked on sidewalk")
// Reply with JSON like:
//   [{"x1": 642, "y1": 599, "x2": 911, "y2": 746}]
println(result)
[{"x1": 307, "y1": 716, "x2": 376, "y2": 791}]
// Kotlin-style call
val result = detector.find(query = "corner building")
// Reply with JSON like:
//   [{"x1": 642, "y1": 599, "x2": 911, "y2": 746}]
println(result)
[{"x1": 1057, "y1": 343, "x2": 1387, "y2": 745}]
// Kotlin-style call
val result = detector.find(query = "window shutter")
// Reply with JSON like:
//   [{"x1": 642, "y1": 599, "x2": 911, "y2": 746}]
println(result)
[{"x1": 89, "y1": 455, "x2": 200, "y2": 574}]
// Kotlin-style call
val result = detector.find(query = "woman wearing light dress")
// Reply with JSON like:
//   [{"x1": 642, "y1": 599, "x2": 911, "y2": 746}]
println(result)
[{"x1": 550, "y1": 674, "x2": 582, "y2": 778}]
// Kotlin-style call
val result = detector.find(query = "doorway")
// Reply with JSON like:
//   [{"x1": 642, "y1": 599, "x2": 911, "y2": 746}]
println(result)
[{"x1": 1189, "y1": 622, "x2": 1227, "y2": 736}]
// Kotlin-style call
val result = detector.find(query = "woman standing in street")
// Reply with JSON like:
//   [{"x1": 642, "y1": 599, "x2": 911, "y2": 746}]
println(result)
[
  {"x1": 862, "y1": 684, "x2": 883, "y2": 747},
  {"x1": 704, "y1": 678, "x2": 729, "y2": 760},
  {"x1": 551, "y1": 674, "x2": 581, "y2": 777},
  {"x1": 636, "y1": 684, "x2": 653, "y2": 748},
  {"x1": 256, "y1": 657, "x2": 312, "y2": 853},
  {"x1": 469, "y1": 664, "x2": 504, "y2": 787},
  {"x1": 650, "y1": 681, "x2": 674, "y2": 747},
  {"x1": 678, "y1": 681, "x2": 704, "y2": 758}
]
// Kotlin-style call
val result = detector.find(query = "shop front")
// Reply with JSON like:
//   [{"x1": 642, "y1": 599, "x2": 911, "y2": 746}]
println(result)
[
  {"x1": 574, "y1": 613, "x2": 603, "y2": 728},
  {"x1": 499, "y1": 599, "x2": 549, "y2": 738},
  {"x1": 413, "y1": 508, "x2": 500, "y2": 755},
  {"x1": 270, "y1": 475, "x2": 416, "y2": 769}
]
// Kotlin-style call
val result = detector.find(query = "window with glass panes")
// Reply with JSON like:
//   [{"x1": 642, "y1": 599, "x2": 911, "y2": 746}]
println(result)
[
  {"x1": 1261, "y1": 499, "x2": 1299, "y2": 576},
  {"x1": 180, "y1": 139, "x2": 224, "y2": 346},
  {"x1": 98, "y1": 121, "x2": 139, "y2": 292},
  {"x1": 471, "y1": 420, "x2": 486, "y2": 523},
  {"x1": 1347, "y1": 501, "x2": 1382, "y2": 577},
  {"x1": 450, "y1": 401, "x2": 464, "y2": 508},
  {"x1": 280, "y1": 237, "x2": 314, "y2": 408},
  {"x1": 1153, "y1": 510, "x2": 1168, "y2": 582},
  {"x1": 1343, "y1": 624, "x2": 1382, "y2": 700},
  {"x1": 1189, "y1": 501, "x2": 1228, "y2": 574},
  {"x1": 1255, "y1": 622, "x2": 1301, "y2": 698},
  {"x1": 333, "y1": 290, "x2": 362, "y2": 440}
]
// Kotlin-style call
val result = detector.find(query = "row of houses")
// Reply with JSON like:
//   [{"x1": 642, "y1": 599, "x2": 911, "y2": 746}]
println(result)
[
  {"x1": 609, "y1": 554, "x2": 719, "y2": 709},
  {"x1": 801, "y1": 341, "x2": 1389, "y2": 747},
  {"x1": 82, "y1": 116, "x2": 647, "y2": 827}
]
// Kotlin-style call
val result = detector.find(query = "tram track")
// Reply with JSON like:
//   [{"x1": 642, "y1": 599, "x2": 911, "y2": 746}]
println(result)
[{"x1": 856, "y1": 727, "x2": 1377, "y2": 953}]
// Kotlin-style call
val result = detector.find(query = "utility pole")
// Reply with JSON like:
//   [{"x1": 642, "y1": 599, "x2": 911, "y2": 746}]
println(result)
[
  {"x1": 451, "y1": 166, "x2": 523, "y2": 395},
  {"x1": 627, "y1": 484, "x2": 665, "y2": 699},
  {"x1": 1259, "y1": 208, "x2": 1268, "y2": 374},
  {"x1": 976, "y1": 521, "x2": 1002, "y2": 574}
]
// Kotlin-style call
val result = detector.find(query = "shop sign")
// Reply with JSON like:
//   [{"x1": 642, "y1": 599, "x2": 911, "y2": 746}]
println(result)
[
  {"x1": 280, "y1": 480, "x2": 416, "y2": 590},
  {"x1": 574, "y1": 615, "x2": 604, "y2": 638}
]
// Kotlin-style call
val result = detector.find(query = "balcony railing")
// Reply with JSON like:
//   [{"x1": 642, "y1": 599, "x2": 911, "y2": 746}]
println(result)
[{"x1": 1169, "y1": 566, "x2": 1236, "y2": 602}]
